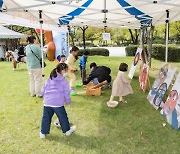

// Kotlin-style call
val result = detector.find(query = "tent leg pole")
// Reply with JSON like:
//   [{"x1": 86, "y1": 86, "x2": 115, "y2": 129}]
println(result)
[
  {"x1": 165, "y1": 10, "x2": 169, "y2": 63},
  {"x1": 140, "y1": 29, "x2": 143, "y2": 49},
  {"x1": 67, "y1": 31, "x2": 70, "y2": 57},
  {"x1": 165, "y1": 21, "x2": 169, "y2": 63},
  {"x1": 39, "y1": 10, "x2": 45, "y2": 82}
]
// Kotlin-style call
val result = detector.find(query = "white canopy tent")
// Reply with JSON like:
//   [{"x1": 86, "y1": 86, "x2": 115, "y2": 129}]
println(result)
[
  {"x1": 0, "y1": 0, "x2": 180, "y2": 70},
  {"x1": 1, "y1": 0, "x2": 179, "y2": 28},
  {"x1": 0, "y1": 25, "x2": 26, "y2": 38}
]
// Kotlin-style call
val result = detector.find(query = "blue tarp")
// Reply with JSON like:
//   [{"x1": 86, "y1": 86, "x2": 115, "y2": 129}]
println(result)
[{"x1": 0, "y1": 0, "x2": 3, "y2": 11}]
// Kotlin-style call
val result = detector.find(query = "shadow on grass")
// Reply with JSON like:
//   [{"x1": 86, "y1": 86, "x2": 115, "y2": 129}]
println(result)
[
  {"x1": 15, "y1": 69, "x2": 27, "y2": 72},
  {"x1": 97, "y1": 74, "x2": 180, "y2": 153},
  {"x1": 46, "y1": 133, "x2": 101, "y2": 150}
]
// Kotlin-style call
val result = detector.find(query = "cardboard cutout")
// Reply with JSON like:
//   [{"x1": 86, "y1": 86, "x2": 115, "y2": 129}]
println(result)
[
  {"x1": 128, "y1": 48, "x2": 142, "y2": 79},
  {"x1": 52, "y1": 31, "x2": 68, "y2": 62},
  {"x1": 147, "y1": 64, "x2": 177, "y2": 109},
  {"x1": 139, "y1": 63, "x2": 149, "y2": 91},
  {"x1": 162, "y1": 73, "x2": 180, "y2": 130}
]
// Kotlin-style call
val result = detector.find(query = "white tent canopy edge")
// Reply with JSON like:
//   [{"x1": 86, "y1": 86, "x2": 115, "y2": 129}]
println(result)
[
  {"x1": 0, "y1": 25, "x2": 26, "y2": 38},
  {"x1": 0, "y1": 13, "x2": 67, "y2": 32}
]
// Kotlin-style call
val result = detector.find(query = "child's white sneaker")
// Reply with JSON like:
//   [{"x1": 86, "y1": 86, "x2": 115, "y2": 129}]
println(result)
[
  {"x1": 65, "y1": 126, "x2": 76, "y2": 136},
  {"x1": 40, "y1": 132, "x2": 45, "y2": 139}
]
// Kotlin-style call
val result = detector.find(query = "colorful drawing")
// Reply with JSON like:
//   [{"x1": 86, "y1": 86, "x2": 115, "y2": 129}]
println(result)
[
  {"x1": 147, "y1": 63, "x2": 177, "y2": 110},
  {"x1": 162, "y1": 73, "x2": 180, "y2": 130},
  {"x1": 52, "y1": 31, "x2": 68, "y2": 62},
  {"x1": 128, "y1": 48, "x2": 142, "y2": 79},
  {"x1": 44, "y1": 30, "x2": 55, "y2": 61},
  {"x1": 153, "y1": 83, "x2": 167, "y2": 107},
  {"x1": 139, "y1": 63, "x2": 149, "y2": 91}
]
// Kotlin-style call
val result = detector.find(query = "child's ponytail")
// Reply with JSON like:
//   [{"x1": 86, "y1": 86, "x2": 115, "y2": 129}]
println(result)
[
  {"x1": 50, "y1": 63, "x2": 68, "y2": 79},
  {"x1": 50, "y1": 68, "x2": 58, "y2": 79}
]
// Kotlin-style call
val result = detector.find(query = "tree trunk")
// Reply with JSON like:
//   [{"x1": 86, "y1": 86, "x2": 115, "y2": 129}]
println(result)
[
  {"x1": 82, "y1": 30, "x2": 86, "y2": 49},
  {"x1": 140, "y1": 29, "x2": 148, "y2": 64},
  {"x1": 128, "y1": 29, "x2": 135, "y2": 44},
  {"x1": 129, "y1": 29, "x2": 139, "y2": 45},
  {"x1": 33, "y1": 29, "x2": 41, "y2": 44},
  {"x1": 147, "y1": 26, "x2": 154, "y2": 67},
  {"x1": 134, "y1": 29, "x2": 139, "y2": 44},
  {"x1": 79, "y1": 26, "x2": 88, "y2": 49},
  {"x1": 70, "y1": 34, "x2": 75, "y2": 46}
]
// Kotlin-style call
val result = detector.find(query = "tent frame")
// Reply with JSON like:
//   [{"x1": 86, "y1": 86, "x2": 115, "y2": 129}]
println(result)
[{"x1": 39, "y1": 10, "x2": 45, "y2": 82}]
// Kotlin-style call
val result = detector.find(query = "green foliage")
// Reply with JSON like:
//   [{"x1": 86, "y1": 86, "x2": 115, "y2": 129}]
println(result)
[
  {"x1": 152, "y1": 44, "x2": 180, "y2": 62},
  {"x1": 125, "y1": 44, "x2": 180, "y2": 62},
  {"x1": 71, "y1": 21, "x2": 180, "y2": 47},
  {"x1": 125, "y1": 45, "x2": 139, "y2": 56},
  {"x1": 85, "y1": 27, "x2": 99, "y2": 43},
  {"x1": 78, "y1": 48, "x2": 109, "y2": 56},
  {"x1": 154, "y1": 21, "x2": 180, "y2": 43},
  {"x1": 111, "y1": 28, "x2": 131, "y2": 45}
]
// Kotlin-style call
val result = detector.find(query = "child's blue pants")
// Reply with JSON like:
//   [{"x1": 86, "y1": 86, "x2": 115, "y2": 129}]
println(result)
[{"x1": 41, "y1": 106, "x2": 70, "y2": 134}]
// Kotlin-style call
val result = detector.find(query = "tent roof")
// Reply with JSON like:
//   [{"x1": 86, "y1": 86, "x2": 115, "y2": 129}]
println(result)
[
  {"x1": 0, "y1": 25, "x2": 27, "y2": 38},
  {"x1": 0, "y1": 12, "x2": 67, "y2": 32},
  {"x1": 0, "y1": 0, "x2": 180, "y2": 29}
]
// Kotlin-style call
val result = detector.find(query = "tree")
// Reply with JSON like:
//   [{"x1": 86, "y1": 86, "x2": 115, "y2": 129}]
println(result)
[
  {"x1": 79, "y1": 25, "x2": 88, "y2": 49},
  {"x1": 68, "y1": 25, "x2": 76, "y2": 46},
  {"x1": 128, "y1": 29, "x2": 139, "y2": 44},
  {"x1": 85, "y1": 27, "x2": 97, "y2": 44},
  {"x1": 111, "y1": 28, "x2": 130, "y2": 45},
  {"x1": 147, "y1": 26, "x2": 155, "y2": 67}
]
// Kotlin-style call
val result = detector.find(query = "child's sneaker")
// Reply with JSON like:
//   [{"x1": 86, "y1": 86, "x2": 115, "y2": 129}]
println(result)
[
  {"x1": 65, "y1": 126, "x2": 76, "y2": 136},
  {"x1": 40, "y1": 132, "x2": 46, "y2": 139}
]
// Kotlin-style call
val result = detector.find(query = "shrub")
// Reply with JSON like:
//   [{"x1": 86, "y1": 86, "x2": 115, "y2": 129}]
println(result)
[
  {"x1": 78, "y1": 48, "x2": 109, "y2": 56},
  {"x1": 125, "y1": 44, "x2": 180, "y2": 62},
  {"x1": 152, "y1": 44, "x2": 180, "y2": 62},
  {"x1": 125, "y1": 45, "x2": 138, "y2": 56},
  {"x1": 125, "y1": 45, "x2": 147, "y2": 56}
]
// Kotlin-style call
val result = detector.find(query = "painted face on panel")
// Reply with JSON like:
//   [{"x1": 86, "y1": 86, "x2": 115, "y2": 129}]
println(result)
[
  {"x1": 153, "y1": 83, "x2": 167, "y2": 107},
  {"x1": 153, "y1": 64, "x2": 168, "y2": 89},
  {"x1": 163, "y1": 90, "x2": 179, "y2": 115}
]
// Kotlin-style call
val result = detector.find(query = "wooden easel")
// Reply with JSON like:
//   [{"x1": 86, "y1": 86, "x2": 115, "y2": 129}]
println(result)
[{"x1": 144, "y1": 75, "x2": 151, "y2": 93}]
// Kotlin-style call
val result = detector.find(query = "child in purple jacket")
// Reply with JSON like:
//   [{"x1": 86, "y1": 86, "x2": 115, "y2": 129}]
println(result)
[{"x1": 40, "y1": 63, "x2": 76, "y2": 139}]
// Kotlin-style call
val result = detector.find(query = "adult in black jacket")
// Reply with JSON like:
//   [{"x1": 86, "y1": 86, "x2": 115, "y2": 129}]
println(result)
[
  {"x1": 17, "y1": 45, "x2": 25, "y2": 62},
  {"x1": 83, "y1": 62, "x2": 111, "y2": 86}
]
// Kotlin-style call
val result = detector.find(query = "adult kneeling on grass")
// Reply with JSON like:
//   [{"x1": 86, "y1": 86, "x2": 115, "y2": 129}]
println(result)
[{"x1": 83, "y1": 62, "x2": 112, "y2": 88}]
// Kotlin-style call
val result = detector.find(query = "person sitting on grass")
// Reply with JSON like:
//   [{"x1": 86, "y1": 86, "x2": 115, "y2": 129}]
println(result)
[
  {"x1": 60, "y1": 54, "x2": 66, "y2": 63},
  {"x1": 40, "y1": 63, "x2": 76, "y2": 139},
  {"x1": 83, "y1": 62, "x2": 112, "y2": 88},
  {"x1": 5, "y1": 48, "x2": 26, "y2": 71},
  {"x1": 109, "y1": 63, "x2": 133, "y2": 103},
  {"x1": 18, "y1": 45, "x2": 26, "y2": 62},
  {"x1": 79, "y1": 50, "x2": 90, "y2": 83}
]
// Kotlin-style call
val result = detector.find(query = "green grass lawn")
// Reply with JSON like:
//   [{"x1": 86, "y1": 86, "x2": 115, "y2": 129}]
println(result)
[{"x1": 0, "y1": 56, "x2": 180, "y2": 154}]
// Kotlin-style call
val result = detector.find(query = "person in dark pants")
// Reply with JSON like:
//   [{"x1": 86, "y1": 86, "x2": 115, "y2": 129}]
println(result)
[
  {"x1": 40, "y1": 63, "x2": 76, "y2": 139},
  {"x1": 17, "y1": 45, "x2": 25, "y2": 62},
  {"x1": 83, "y1": 62, "x2": 112, "y2": 88},
  {"x1": 79, "y1": 50, "x2": 89, "y2": 83}
]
